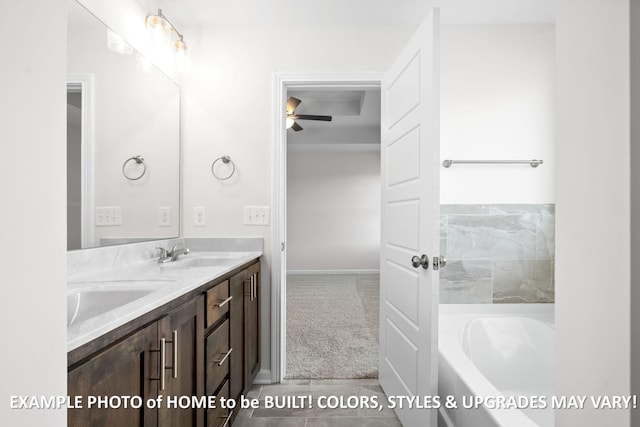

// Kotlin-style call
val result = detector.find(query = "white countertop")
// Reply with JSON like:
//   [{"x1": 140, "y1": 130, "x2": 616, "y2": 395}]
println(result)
[{"x1": 67, "y1": 250, "x2": 261, "y2": 352}]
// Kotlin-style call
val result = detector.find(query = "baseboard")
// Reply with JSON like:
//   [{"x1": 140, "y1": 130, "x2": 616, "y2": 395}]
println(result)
[
  {"x1": 253, "y1": 368, "x2": 273, "y2": 385},
  {"x1": 287, "y1": 269, "x2": 380, "y2": 275}
]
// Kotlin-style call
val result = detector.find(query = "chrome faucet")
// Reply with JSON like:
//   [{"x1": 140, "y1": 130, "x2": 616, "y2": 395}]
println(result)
[
  {"x1": 156, "y1": 247, "x2": 171, "y2": 263},
  {"x1": 169, "y1": 243, "x2": 190, "y2": 261},
  {"x1": 156, "y1": 243, "x2": 190, "y2": 263}
]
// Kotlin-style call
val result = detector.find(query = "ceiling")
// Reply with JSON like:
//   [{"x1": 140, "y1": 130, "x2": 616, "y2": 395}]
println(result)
[
  {"x1": 287, "y1": 89, "x2": 381, "y2": 150},
  {"x1": 162, "y1": 0, "x2": 555, "y2": 27}
]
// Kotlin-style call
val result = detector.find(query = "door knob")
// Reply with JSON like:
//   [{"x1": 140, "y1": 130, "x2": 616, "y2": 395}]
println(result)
[
  {"x1": 433, "y1": 256, "x2": 447, "y2": 270},
  {"x1": 411, "y1": 254, "x2": 429, "y2": 269}
]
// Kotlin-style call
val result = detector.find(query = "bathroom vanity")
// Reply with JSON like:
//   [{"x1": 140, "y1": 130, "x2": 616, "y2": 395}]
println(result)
[{"x1": 67, "y1": 240, "x2": 261, "y2": 427}]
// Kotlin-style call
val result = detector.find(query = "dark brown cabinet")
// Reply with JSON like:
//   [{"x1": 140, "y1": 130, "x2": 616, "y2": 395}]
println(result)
[
  {"x1": 229, "y1": 271, "x2": 245, "y2": 401},
  {"x1": 68, "y1": 259, "x2": 259, "y2": 427},
  {"x1": 68, "y1": 322, "x2": 159, "y2": 427},
  {"x1": 227, "y1": 262, "x2": 260, "y2": 402},
  {"x1": 244, "y1": 263, "x2": 260, "y2": 392},
  {"x1": 68, "y1": 298, "x2": 205, "y2": 427},
  {"x1": 159, "y1": 297, "x2": 204, "y2": 427}
]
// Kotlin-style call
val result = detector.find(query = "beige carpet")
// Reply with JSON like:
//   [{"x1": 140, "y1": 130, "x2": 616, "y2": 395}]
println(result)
[{"x1": 285, "y1": 273, "x2": 379, "y2": 379}]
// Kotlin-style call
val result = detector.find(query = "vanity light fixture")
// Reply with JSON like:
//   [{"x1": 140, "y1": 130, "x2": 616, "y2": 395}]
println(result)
[{"x1": 145, "y1": 9, "x2": 189, "y2": 70}]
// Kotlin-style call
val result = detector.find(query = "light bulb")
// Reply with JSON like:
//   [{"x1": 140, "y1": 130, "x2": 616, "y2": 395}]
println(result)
[
  {"x1": 286, "y1": 117, "x2": 295, "y2": 129},
  {"x1": 146, "y1": 14, "x2": 167, "y2": 32}
]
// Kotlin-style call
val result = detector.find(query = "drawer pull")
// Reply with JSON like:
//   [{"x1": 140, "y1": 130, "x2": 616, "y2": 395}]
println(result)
[
  {"x1": 150, "y1": 338, "x2": 167, "y2": 390},
  {"x1": 214, "y1": 296, "x2": 233, "y2": 308},
  {"x1": 251, "y1": 273, "x2": 258, "y2": 301},
  {"x1": 214, "y1": 348, "x2": 233, "y2": 366},
  {"x1": 221, "y1": 410, "x2": 233, "y2": 427}
]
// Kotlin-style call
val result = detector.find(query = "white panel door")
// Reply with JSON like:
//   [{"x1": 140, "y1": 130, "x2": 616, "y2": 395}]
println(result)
[{"x1": 379, "y1": 9, "x2": 440, "y2": 427}]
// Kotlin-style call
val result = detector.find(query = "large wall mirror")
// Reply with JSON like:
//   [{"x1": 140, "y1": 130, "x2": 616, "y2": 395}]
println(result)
[{"x1": 67, "y1": 0, "x2": 180, "y2": 250}]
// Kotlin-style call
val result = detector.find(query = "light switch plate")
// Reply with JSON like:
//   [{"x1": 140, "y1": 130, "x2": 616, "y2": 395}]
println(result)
[
  {"x1": 95, "y1": 207, "x2": 121, "y2": 226},
  {"x1": 244, "y1": 206, "x2": 270, "y2": 225},
  {"x1": 158, "y1": 207, "x2": 172, "y2": 227},
  {"x1": 194, "y1": 207, "x2": 206, "y2": 226}
]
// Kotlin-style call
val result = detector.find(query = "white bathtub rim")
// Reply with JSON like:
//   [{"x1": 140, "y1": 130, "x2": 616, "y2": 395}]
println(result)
[{"x1": 438, "y1": 304, "x2": 554, "y2": 427}]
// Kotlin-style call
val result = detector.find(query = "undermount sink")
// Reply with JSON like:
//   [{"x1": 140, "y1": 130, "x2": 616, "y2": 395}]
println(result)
[
  {"x1": 178, "y1": 257, "x2": 231, "y2": 268},
  {"x1": 163, "y1": 252, "x2": 250, "y2": 269},
  {"x1": 67, "y1": 280, "x2": 175, "y2": 327}
]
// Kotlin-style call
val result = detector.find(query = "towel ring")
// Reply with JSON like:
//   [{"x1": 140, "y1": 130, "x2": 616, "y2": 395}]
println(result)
[
  {"x1": 122, "y1": 155, "x2": 146, "y2": 181},
  {"x1": 211, "y1": 155, "x2": 235, "y2": 180}
]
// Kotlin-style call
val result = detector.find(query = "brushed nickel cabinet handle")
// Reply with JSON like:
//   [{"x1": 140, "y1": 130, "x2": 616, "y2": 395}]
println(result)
[
  {"x1": 251, "y1": 273, "x2": 256, "y2": 301},
  {"x1": 214, "y1": 296, "x2": 233, "y2": 308},
  {"x1": 221, "y1": 410, "x2": 233, "y2": 427},
  {"x1": 214, "y1": 348, "x2": 233, "y2": 366},
  {"x1": 253, "y1": 273, "x2": 258, "y2": 300},
  {"x1": 150, "y1": 338, "x2": 167, "y2": 390}
]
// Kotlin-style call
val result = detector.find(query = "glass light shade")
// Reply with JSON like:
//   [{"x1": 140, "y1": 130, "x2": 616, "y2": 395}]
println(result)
[
  {"x1": 146, "y1": 14, "x2": 170, "y2": 49},
  {"x1": 286, "y1": 117, "x2": 295, "y2": 129},
  {"x1": 106, "y1": 29, "x2": 133, "y2": 54},
  {"x1": 146, "y1": 14, "x2": 167, "y2": 32},
  {"x1": 174, "y1": 39, "x2": 189, "y2": 73}
]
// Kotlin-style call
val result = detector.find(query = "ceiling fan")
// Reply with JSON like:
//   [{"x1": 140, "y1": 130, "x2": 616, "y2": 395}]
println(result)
[{"x1": 286, "y1": 97, "x2": 332, "y2": 132}]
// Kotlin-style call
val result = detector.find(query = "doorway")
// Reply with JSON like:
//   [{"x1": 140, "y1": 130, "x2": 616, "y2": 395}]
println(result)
[
  {"x1": 284, "y1": 87, "x2": 382, "y2": 379},
  {"x1": 66, "y1": 74, "x2": 94, "y2": 250},
  {"x1": 270, "y1": 73, "x2": 384, "y2": 383}
]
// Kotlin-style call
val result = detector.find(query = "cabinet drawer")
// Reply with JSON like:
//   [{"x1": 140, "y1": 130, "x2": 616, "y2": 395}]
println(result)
[
  {"x1": 206, "y1": 280, "x2": 230, "y2": 328},
  {"x1": 206, "y1": 319, "x2": 230, "y2": 395},
  {"x1": 207, "y1": 379, "x2": 230, "y2": 427}
]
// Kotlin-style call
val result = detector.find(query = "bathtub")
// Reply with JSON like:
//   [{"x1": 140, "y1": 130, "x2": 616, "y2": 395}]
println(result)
[{"x1": 438, "y1": 304, "x2": 554, "y2": 427}]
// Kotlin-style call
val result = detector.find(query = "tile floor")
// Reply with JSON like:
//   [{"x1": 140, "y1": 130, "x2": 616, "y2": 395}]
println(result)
[{"x1": 233, "y1": 379, "x2": 401, "y2": 426}]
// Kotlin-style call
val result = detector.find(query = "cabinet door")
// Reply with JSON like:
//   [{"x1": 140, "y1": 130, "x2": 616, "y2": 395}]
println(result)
[
  {"x1": 244, "y1": 263, "x2": 260, "y2": 390},
  {"x1": 68, "y1": 322, "x2": 159, "y2": 427},
  {"x1": 159, "y1": 296, "x2": 204, "y2": 427},
  {"x1": 229, "y1": 270, "x2": 245, "y2": 401}
]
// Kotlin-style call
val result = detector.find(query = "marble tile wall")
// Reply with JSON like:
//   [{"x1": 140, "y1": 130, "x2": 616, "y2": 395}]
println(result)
[{"x1": 440, "y1": 204, "x2": 555, "y2": 304}]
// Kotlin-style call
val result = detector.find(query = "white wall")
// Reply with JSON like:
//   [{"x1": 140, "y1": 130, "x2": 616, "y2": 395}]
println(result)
[
  {"x1": 181, "y1": 24, "x2": 415, "y2": 377},
  {"x1": 556, "y1": 1, "x2": 630, "y2": 426},
  {"x1": 632, "y1": 1, "x2": 640, "y2": 425},
  {"x1": 440, "y1": 24, "x2": 555, "y2": 204},
  {"x1": 0, "y1": 0, "x2": 67, "y2": 425},
  {"x1": 287, "y1": 151, "x2": 380, "y2": 271}
]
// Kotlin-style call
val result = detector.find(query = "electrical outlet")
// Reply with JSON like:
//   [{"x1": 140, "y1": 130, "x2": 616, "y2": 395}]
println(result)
[
  {"x1": 158, "y1": 207, "x2": 172, "y2": 227},
  {"x1": 95, "y1": 207, "x2": 121, "y2": 226},
  {"x1": 194, "y1": 207, "x2": 206, "y2": 226},
  {"x1": 243, "y1": 206, "x2": 270, "y2": 225}
]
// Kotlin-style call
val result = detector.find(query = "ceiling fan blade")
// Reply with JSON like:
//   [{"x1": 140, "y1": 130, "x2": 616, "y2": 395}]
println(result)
[
  {"x1": 291, "y1": 122, "x2": 303, "y2": 132},
  {"x1": 286, "y1": 97, "x2": 302, "y2": 115},
  {"x1": 290, "y1": 114, "x2": 332, "y2": 122}
]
